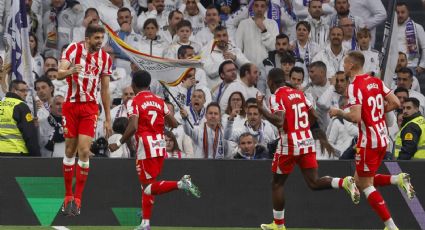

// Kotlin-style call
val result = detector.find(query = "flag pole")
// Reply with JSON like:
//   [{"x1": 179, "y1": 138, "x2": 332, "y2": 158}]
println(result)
[
  {"x1": 158, "y1": 81, "x2": 194, "y2": 129},
  {"x1": 379, "y1": 0, "x2": 397, "y2": 85}
]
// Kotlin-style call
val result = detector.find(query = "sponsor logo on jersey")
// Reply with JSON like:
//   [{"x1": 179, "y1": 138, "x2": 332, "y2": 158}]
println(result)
[{"x1": 367, "y1": 83, "x2": 379, "y2": 91}]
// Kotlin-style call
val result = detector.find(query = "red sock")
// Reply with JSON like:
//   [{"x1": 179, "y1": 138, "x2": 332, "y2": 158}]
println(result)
[
  {"x1": 142, "y1": 194, "x2": 155, "y2": 219},
  {"x1": 338, "y1": 179, "x2": 343, "y2": 188},
  {"x1": 74, "y1": 163, "x2": 89, "y2": 201},
  {"x1": 274, "y1": 218, "x2": 285, "y2": 226},
  {"x1": 374, "y1": 174, "x2": 392, "y2": 187},
  {"x1": 149, "y1": 181, "x2": 178, "y2": 195},
  {"x1": 367, "y1": 190, "x2": 391, "y2": 221},
  {"x1": 62, "y1": 163, "x2": 74, "y2": 196}
]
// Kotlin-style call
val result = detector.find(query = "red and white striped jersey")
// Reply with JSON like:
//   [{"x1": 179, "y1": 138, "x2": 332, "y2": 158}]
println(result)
[
  {"x1": 347, "y1": 74, "x2": 391, "y2": 149},
  {"x1": 61, "y1": 42, "x2": 112, "y2": 103},
  {"x1": 127, "y1": 91, "x2": 170, "y2": 160},
  {"x1": 269, "y1": 86, "x2": 315, "y2": 155}
]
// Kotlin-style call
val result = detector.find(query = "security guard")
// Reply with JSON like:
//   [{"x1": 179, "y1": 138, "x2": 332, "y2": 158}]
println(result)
[
  {"x1": 395, "y1": 98, "x2": 425, "y2": 160},
  {"x1": 0, "y1": 80, "x2": 40, "y2": 156}
]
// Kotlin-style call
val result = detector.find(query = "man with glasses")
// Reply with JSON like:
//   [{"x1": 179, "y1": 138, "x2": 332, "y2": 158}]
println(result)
[{"x1": 0, "y1": 80, "x2": 40, "y2": 156}]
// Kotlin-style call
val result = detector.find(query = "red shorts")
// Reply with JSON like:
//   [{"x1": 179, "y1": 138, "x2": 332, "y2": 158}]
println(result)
[
  {"x1": 136, "y1": 157, "x2": 164, "y2": 185},
  {"x1": 62, "y1": 101, "x2": 99, "y2": 138},
  {"x1": 355, "y1": 147, "x2": 387, "y2": 177},
  {"x1": 272, "y1": 152, "x2": 318, "y2": 174}
]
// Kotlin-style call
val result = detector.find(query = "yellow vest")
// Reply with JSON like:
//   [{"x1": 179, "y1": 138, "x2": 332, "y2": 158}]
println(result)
[
  {"x1": 394, "y1": 116, "x2": 425, "y2": 159},
  {"x1": 0, "y1": 97, "x2": 29, "y2": 154}
]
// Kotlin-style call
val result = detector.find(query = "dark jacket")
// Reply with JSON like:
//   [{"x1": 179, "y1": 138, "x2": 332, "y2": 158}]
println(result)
[{"x1": 234, "y1": 145, "x2": 272, "y2": 160}]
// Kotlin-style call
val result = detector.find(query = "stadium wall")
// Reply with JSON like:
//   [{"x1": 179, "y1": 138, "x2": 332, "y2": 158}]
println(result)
[{"x1": 0, "y1": 158, "x2": 423, "y2": 229}]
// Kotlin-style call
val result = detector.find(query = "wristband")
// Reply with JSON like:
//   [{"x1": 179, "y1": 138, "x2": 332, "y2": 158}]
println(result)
[{"x1": 116, "y1": 140, "x2": 122, "y2": 147}]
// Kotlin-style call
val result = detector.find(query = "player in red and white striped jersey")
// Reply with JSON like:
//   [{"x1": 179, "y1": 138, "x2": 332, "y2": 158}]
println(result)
[
  {"x1": 330, "y1": 51, "x2": 415, "y2": 230},
  {"x1": 108, "y1": 70, "x2": 201, "y2": 230},
  {"x1": 57, "y1": 24, "x2": 113, "y2": 216},
  {"x1": 258, "y1": 68, "x2": 359, "y2": 230}
]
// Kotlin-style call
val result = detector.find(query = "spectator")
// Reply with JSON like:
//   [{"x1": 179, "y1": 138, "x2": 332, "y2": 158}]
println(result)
[
  {"x1": 348, "y1": 0, "x2": 386, "y2": 47},
  {"x1": 180, "y1": 102, "x2": 227, "y2": 159},
  {"x1": 177, "y1": 45, "x2": 209, "y2": 89},
  {"x1": 137, "y1": 0, "x2": 170, "y2": 31},
  {"x1": 134, "y1": 19, "x2": 167, "y2": 57},
  {"x1": 34, "y1": 77, "x2": 55, "y2": 144},
  {"x1": 164, "y1": 130, "x2": 183, "y2": 158},
  {"x1": 235, "y1": 0, "x2": 279, "y2": 67},
  {"x1": 396, "y1": 67, "x2": 425, "y2": 114},
  {"x1": 179, "y1": 0, "x2": 206, "y2": 35},
  {"x1": 0, "y1": 80, "x2": 40, "y2": 156},
  {"x1": 108, "y1": 117, "x2": 131, "y2": 158},
  {"x1": 203, "y1": 25, "x2": 249, "y2": 88},
  {"x1": 396, "y1": 2, "x2": 425, "y2": 75},
  {"x1": 222, "y1": 91, "x2": 246, "y2": 127},
  {"x1": 233, "y1": 133, "x2": 271, "y2": 160},
  {"x1": 305, "y1": 0, "x2": 331, "y2": 47},
  {"x1": 43, "y1": 56, "x2": 58, "y2": 75},
  {"x1": 42, "y1": 0, "x2": 84, "y2": 58},
  {"x1": 211, "y1": 60, "x2": 237, "y2": 104},
  {"x1": 339, "y1": 17, "x2": 357, "y2": 51},
  {"x1": 39, "y1": 95, "x2": 66, "y2": 157},
  {"x1": 293, "y1": 0, "x2": 335, "y2": 21},
  {"x1": 163, "y1": 20, "x2": 202, "y2": 58},
  {"x1": 111, "y1": 86, "x2": 135, "y2": 123},
  {"x1": 29, "y1": 33, "x2": 44, "y2": 78},
  {"x1": 98, "y1": 0, "x2": 138, "y2": 32},
  {"x1": 26, "y1": 0, "x2": 43, "y2": 53},
  {"x1": 185, "y1": 89, "x2": 207, "y2": 126},
  {"x1": 317, "y1": 71, "x2": 348, "y2": 114},
  {"x1": 195, "y1": 5, "x2": 221, "y2": 47},
  {"x1": 395, "y1": 98, "x2": 425, "y2": 160},
  {"x1": 312, "y1": 27, "x2": 346, "y2": 79},
  {"x1": 328, "y1": 0, "x2": 365, "y2": 34},
  {"x1": 356, "y1": 28, "x2": 380, "y2": 76},
  {"x1": 168, "y1": 68, "x2": 197, "y2": 109},
  {"x1": 158, "y1": 10, "x2": 184, "y2": 45},
  {"x1": 391, "y1": 52, "x2": 421, "y2": 93},
  {"x1": 261, "y1": 34, "x2": 291, "y2": 92},
  {"x1": 215, "y1": 0, "x2": 240, "y2": 23},
  {"x1": 72, "y1": 8, "x2": 101, "y2": 43},
  {"x1": 45, "y1": 68, "x2": 58, "y2": 81},
  {"x1": 394, "y1": 87, "x2": 409, "y2": 114},
  {"x1": 280, "y1": 52, "x2": 296, "y2": 83}
]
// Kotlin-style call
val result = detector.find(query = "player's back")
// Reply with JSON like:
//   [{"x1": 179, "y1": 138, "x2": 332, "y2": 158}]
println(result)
[
  {"x1": 348, "y1": 74, "x2": 390, "y2": 148},
  {"x1": 271, "y1": 86, "x2": 315, "y2": 155}
]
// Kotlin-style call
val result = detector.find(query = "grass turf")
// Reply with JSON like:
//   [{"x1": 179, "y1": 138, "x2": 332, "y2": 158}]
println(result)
[{"x1": 0, "y1": 227, "x2": 350, "y2": 230}]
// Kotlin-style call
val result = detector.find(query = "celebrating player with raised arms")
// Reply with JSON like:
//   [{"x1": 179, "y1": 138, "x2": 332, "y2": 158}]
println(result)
[
  {"x1": 258, "y1": 68, "x2": 360, "y2": 230},
  {"x1": 109, "y1": 70, "x2": 201, "y2": 230},
  {"x1": 330, "y1": 51, "x2": 415, "y2": 230}
]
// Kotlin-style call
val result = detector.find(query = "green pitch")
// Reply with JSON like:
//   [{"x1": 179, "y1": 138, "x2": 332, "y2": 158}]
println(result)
[{"x1": 0, "y1": 227, "x2": 350, "y2": 230}]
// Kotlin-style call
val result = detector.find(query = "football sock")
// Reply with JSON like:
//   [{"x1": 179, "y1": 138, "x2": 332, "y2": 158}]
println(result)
[
  {"x1": 62, "y1": 156, "x2": 75, "y2": 197},
  {"x1": 142, "y1": 194, "x2": 155, "y2": 219},
  {"x1": 384, "y1": 218, "x2": 398, "y2": 230},
  {"x1": 74, "y1": 160, "x2": 90, "y2": 201},
  {"x1": 331, "y1": 178, "x2": 343, "y2": 189},
  {"x1": 364, "y1": 186, "x2": 391, "y2": 222},
  {"x1": 144, "y1": 181, "x2": 178, "y2": 195},
  {"x1": 374, "y1": 174, "x2": 394, "y2": 187},
  {"x1": 273, "y1": 209, "x2": 285, "y2": 227}
]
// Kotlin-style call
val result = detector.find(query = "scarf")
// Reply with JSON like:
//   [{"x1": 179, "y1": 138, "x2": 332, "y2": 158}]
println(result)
[
  {"x1": 215, "y1": 82, "x2": 226, "y2": 102},
  {"x1": 244, "y1": 120, "x2": 265, "y2": 144},
  {"x1": 282, "y1": 0, "x2": 297, "y2": 21},
  {"x1": 190, "y1": 106, "x2": 205, "y2": 126},
  {"x1": 48, "y1": 114, "x2": 65, "y2": 143},
  {"x1": 186, "y1": 86, "x2": 193, "y2": 106},
  {"x1": 295, "y1": 42, "x2": 310, "y2": 67},
  {"x1": 405, "y1": 18, "x2": 418, "y2": 58},
  {"x1": 203, "y1": 123, "x2": 224, "y2": 159},
  {"x1": 248, "y1": 0, "x2": 281, "y2": 32},
  {"x1": 332, "y1": 15, "x2": 357, "y2": 50},
  {"x1": 309, "y1": 18, "x2": 327, "y2": 45}
]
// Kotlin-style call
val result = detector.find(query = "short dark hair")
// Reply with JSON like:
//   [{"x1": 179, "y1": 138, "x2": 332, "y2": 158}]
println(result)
[
  {"x1": 398, "y1": 51, "x2": 407, "y2": 60},
  {"x1": 289, "y1": 66, "x2": 305, "y2": 80},
  {"x1": 267, "y1": 68, "x2": 286, "y2": 86},
  {"x1": 132, "y1": 70, "x2": 151, "y2": 88},
  {"x1": 206, "y1": 102, "x2": 221, "y2": 114},
  {"x1": 397, "y1": 67, "x2": 413, "y2": 78},
  {"x1": 239, "y1": 63, "x2": 253, "y2": 78},
  {"x1": 176, "y1": 20, "x2": 192, "y2": 31},
  {"x1": 9, "y1": 79, "x2": 27, "y2": 92},
  {"x1": 245, "y1": 97, "x2": 257, "y2": 106},
  {"x1": 280, "y1": 51, "x2": 296, "y2": 64},
  {"x1": 206, "y1": 4, "x2": 219, "y2": 12},
  {"x1": 177, "y1": 45, "x2": 194, "y2": 59},
  {"x1": 85, "y1": 24, "x2": 105, "y2": 38},
  {"x1": 394, "y1": 87, "x2": 409, "y2": 95},
  {"x1": 218, "y1": 60, "x2": 236, "y2": 76},
  {"x1": 85, "y1": 8, "x2": 99, "y2": 18},
  {"x1": 308, "y1": 0, "x2": 323, "y2": 7},
  {"x1": 396, "y1": 1, "x2": 409, "y2": 9},
  {"x1": 214, "y1": 25, "x2": 227, "y2": 34},
  {"x1": 113, "y1": 117, "x2": 129, "y2": 134},
  {"x1": 44, "y1": 56, "x2": 58, "y2": 64},
  {"x1": 276, "y1": 33, "x2": 289, "y2": 41},
  {"x1": 238, "y1": 132, "x2": 256, "y2": 144},
  {"x1": 346, "y1": 51, "x2": 365, "y2": 69},
  {"x1": 35, "y1": 76, "x2": 55, "y2": 96},
  {"x1": 296, "y1": 21, "x2": 311, "y2": 32},
  {"x1": 405, "y1": 97, "x2": 420, "y2": 108},
  {"x1": 143, "y1": 18, "x2": 159, "y2": 30},
  {"x1": 168, "y1": 10, "x2": 183, "y2": 21},
  {"x1": 309, "y1": 61, "x2": 327, "y2": 72},
  {"x1": 117, "y1": 7, "x2": 132, "y2": 15},
  {"x1": 29, "y1": 32, "x2": 38, "y2": 56}
]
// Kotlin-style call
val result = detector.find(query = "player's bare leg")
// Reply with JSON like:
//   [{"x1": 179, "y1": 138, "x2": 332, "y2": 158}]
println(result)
[
  {"x1": 260, "y1": 174, "x2": 288, "y2": 230},
  {"x1": 72, "y1": 134, "x2": 94, "y2": 216},
  {"x1": 61, "y1": 137, "x2": 78, "y2": 216},
  {"x1": 355, "y1": 172, "x2": 398, "y2": 230}
]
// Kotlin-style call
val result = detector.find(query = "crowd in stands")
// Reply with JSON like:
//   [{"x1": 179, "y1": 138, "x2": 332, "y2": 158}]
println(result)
[{"x1": 0, "y1": 0, "x2": 424, "y2": 160}]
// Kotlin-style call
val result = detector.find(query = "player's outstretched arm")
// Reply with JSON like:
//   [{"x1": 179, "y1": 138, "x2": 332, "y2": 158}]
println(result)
[
  {"x1": 108, "y1": 115, "x2": 138, "y2": 152},
  {"x1": 329, "y1": 105, "x2": 361, "y2": 123},
  {"x1": 256, "y1": 93, "x2": 284, "y2": 128},
  {"x1": 57, "y1": 60, "x2": 82, "y2": 80},
  {"x1": 384, "y1": 93, "x2": 401, "y2": 113},
  {"x1": 165, "y1": 113, "x2": 179, "y2": 129}
]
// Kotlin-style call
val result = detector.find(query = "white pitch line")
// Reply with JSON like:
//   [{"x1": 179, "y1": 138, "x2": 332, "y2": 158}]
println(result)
[{"x1": 52, "y1": 226, "x2": 71, "y2": 230}]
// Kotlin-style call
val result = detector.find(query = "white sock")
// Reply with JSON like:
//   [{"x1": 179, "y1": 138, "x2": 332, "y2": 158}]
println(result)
[
  {"x1": 144, "y1": 184, "x2": 152, "y2": 195},
  {"x1": 384, "y1": 218, "x2": 397, "y2": 230},
  {"x1": 273, "y1": 209, "x2": 285, "y2": 227},
  {"x1": 142, "y1": 219, "x2": 150, "y2": 226},
  {"x1": 78, "y1": 159, "x2": 89, "y2": 168},
  {"x1": 331, "y1": 178, "x2": 341, "y2": 189},
  {"x1": 63, "y1": 156, "x2": 75, "y2": 166},
  {"x1": 363, "y1": 186, "x2": 376, "y2": 198},
  {"x1": 390, "y1": 175, "x2": 398, "y2": 185}
]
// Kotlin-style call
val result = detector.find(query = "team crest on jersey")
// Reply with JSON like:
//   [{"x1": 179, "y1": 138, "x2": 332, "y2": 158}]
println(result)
[{"x1": 85, "y1": 64, "x2": 99, "y2": 76}]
